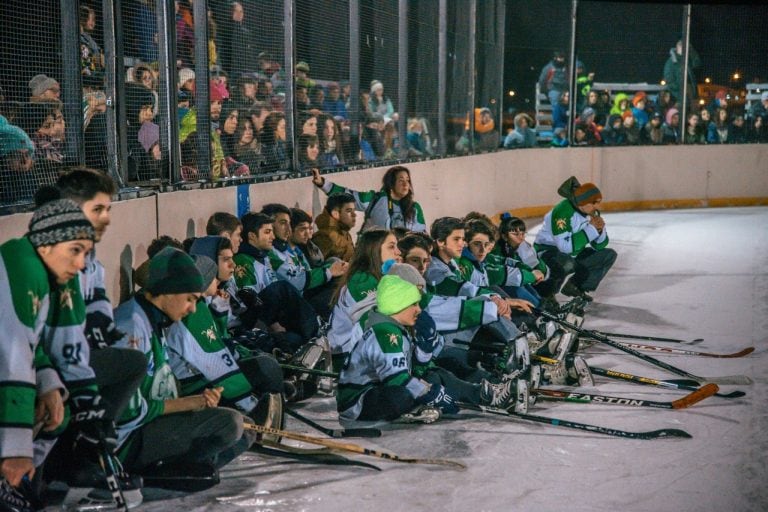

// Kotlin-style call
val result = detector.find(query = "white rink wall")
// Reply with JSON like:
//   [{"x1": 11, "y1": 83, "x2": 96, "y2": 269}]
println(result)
[{"x1": 1, "y1": 143, "x2": 766, "y2": 303}]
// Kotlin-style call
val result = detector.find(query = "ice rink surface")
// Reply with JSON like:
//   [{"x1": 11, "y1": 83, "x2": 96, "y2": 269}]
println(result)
[{"x1": 119, "y1": 207, "x2": 768, "y2": 512}]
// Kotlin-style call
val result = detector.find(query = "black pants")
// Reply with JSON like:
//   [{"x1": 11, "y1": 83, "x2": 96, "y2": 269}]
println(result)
[
  {"x1": 90, "y1": 347, "x2": 147, "y2": 419},
  {"x1": 356, "y1": 367, "x2": 482, "y2": 421},
  {"x1": 238, "y1": 351, "x2": 285, "y2": 395},
  {"x1": 258, "y1": 280, "x2": 319, "y2": 341},
  {"x1": 121, "y1": 408, "x2": 244, "y2": 472},
  {"x1": 535, "y1": 247, "x2": 617, "y2": 296}
]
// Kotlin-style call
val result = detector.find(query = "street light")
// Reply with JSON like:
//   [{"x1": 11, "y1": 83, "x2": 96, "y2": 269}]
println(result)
[
  {"x1": 704, "y1": 77, "x2": 711, "y2": 84},
  {"x1": 508, "y1": 90, "x2": 515, "y2": 97},
  {"x1": 732, "y1": 72, "x2": 741, "y2": 81}
]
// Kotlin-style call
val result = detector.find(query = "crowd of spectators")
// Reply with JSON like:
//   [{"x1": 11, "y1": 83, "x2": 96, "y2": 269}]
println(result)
[{"x1": 2, "y1": 5, "x2": 767, "y2": 208}]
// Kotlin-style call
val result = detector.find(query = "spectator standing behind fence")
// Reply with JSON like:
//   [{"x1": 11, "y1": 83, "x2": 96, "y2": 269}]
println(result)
[
  {"x1": 663, "y1": 39, "x2": 701, "y2": 108},
  {"x1": 220, "y1": 2, "x2": 256, "y2": 78},
  {"x1": 538, "y1": 50, "x2": 584, "y2": 108},
  {"x1": 552, "y1": 91, "x2": 569, "y2": 131},
  {"x1": 323, "y1": 83, "x2": 348, "y2": 120},
  {"x1": 748, "y1": 92, "x2": 768, "y2": 122},
  {"x1": 707, "y1": 108, "x2": 730, "y2": 144},
  {"x1": 642, "y1": 111, "x2": 664, "y2": 145},
  {"x1": 233, "y1": 117, "x2": 264, "y2": 173},
  {"x1": 79, "y1": 6, "x2": 104, "y2": 81},
  {"x1": 503, "y1": 113, "x2": 537, "y2": 149},
  {"x1": 683, "y1": 112, "x2": 705, "y2": 144},
  {"x1": 622, "y1": 111, "x2": 641, "y2": 145},
  {"x1": 262, "y1": 112, "x2": 291, "y2": 174},
  {"x1": 746, "y1": 114, "x2": 767, "y2": 143},
  {"x1": 662, "y1": 107, "x2": 681, "y2": 144},
  {"x1": 125, "y1": 0, "x2": 158, "y2": 64},
  {"x1": 456, "y1": 108, "x2": 499, "y2": 154},
  {"x1": 175, "y1": 0, "x2": 195, "y2": 68},
  {"x1": 601, "y1": 115, "x2": 625, "y2": 146},
  {"x1": 318, "y1": 114, "x2": 343, "y2": 168},
  {"x1": 368, "y1": 81, "x2": 396, "y2": 124},
  {"x1": 585, "y1": 90, "x2": 608, "y2": 127},
  {"x1": 0, "y1": 115, "x2": 35, "y2": 204},
  {"x1": 29, "y1": 75, "x2": 61, "y2": 104}
]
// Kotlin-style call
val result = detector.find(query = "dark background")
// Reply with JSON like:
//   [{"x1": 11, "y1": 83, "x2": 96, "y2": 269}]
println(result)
[{"x1": 504, "y1": 1, "x2": 768, "y2": 113}]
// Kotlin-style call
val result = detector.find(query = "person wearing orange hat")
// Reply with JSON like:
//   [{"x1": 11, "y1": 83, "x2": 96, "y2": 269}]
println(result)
[{"x1": 533, "y1": 177, "x2": 617, "y2": 306}]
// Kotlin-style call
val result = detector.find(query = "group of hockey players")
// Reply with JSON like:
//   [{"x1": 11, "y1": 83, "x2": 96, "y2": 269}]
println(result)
[{"x1": 0, "y1": 164, "x2": 616, "y2": 511}]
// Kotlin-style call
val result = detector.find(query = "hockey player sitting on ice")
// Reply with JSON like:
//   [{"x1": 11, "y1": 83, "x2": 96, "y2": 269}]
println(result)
[
  {"x1": 260, "y1": 203, "x2": 348, "y2": 321},
  {"x1": 36, "y1": 171, "x2": 148, "y2": 508},
  {"x1": 397, "y1": 234, "x2": 528, "y2": 383},
  {"x1": 337, "y1": 274, "x2": 526, "y2": 423},
  {"x1": 487, "y1": 213, "x2": 550, "y2": 309},
  {"x1": 113, "y1": 247, "x2": 247, "y2": 489},
  {"x1": 232, "y1": 212, "x2": 321, "y2": 354},
  {"x1": 326, "y1": 229, "x2": 400, "y2": 371},
  {"x1": 533, "y1": 177, "x2": 617, "y2": 307},
  {"x1": 0, "y1": 199, "x2": 129, "y2": 512},
  {"x1": 166, "y1": 236, "x2": 285, "y2": 430}
]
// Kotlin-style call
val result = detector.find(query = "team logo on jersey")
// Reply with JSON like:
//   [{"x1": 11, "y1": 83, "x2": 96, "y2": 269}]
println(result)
[
  {"x1": 59, "y1": 288, "x2": 74, "y2": 310},
  {"x1": 556, "y1": 218, "x2": 567, "y2": 230},
  {"x1": 202, "y1": 327, "x2": 217, "y2": 342},
  {"x1": 235, "y1": 265, "x2": 247, "y2": 278},
  {"x1": 28, "y1": 291, "x2": 41, "y2": 316},
  {"x1": 128, "y1": 335, "x2": 141, "y2": 350},
  {"x1": 387, "y1": 333, "x2": 399, "y2": 346}
]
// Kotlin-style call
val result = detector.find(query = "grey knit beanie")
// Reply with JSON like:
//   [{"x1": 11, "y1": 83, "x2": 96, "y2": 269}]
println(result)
[{"x1": 27, "y1": 199, "x2": 95, "y2": 248}]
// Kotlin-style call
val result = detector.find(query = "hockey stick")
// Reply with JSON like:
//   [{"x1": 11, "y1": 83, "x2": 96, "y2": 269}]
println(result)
[
  {"x1": 592, "y1": 330, "x2": 703, "y2": 344},
  {"x1": 285, "y1": 408, "x2": 382, "y2": 438},
  {"x1": 590, "y1": 367, "x2": 747, "y2": 399},
  {"x1": 614, "y1": 342, "x2": 754, "y2": 359},
  {"x1": 461, "y1": 403, "x2": 692, "y2": 440},
  {"x1": 243, "y1": 423, "x2": 466, "y2": 470},
  {"x1": 97, "y1": 446, "x2": 128, "y2": 512},
  {"x1": 537, "y1": 309, "x2": 753, "y2": 385},
  {"x1": 534, "y1": 383, "x2": 718, "y2": 410}
]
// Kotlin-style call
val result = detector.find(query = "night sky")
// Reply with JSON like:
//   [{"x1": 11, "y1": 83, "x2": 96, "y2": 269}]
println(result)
[{"x1": 503, "y1": 1, "x2": 768, "y2": 113}]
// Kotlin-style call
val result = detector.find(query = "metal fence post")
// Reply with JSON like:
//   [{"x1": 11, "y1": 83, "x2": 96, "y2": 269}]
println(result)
[
  {"x1": 437, "y1": 0, "x2": 446, "y2": 156},
  {"x1": 398, "y1": 0, "x2": 408, "y2": 159},
  {"x1": 567, "y1": 0, "x2": 578, "y2": 144},
  {"x1": 156, "y1": 0, "x2": 180, "y2": 182},
  {"x1": 467, "y1": 0, "x2": 476, "y2": 153},
  {"x1": 102, "y1": 0, "x2": 126, "y2": 187},
  {"x1": 680, "y1": 3, "x2": 692, "y2": 145},
  {"x1": 60, "y1": 0, "x2": 84, "y2": 166},
  {"x1": 194, "y1": 0, "x2": 211, "y2": 177},
  {"x1": 285, "y1": 0, "x2": 297, "y2": 173},
  {"x1": 497, "y1": 0, "x2": 506, "y2": 142},
  {"x1": 349, "y1": 0, "x2": 361, "y2": 142}
]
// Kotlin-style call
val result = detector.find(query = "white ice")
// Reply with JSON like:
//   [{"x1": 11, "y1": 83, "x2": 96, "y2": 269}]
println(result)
[{"x1": 104, "y1": 207, "x2": 768, "y2": 512}]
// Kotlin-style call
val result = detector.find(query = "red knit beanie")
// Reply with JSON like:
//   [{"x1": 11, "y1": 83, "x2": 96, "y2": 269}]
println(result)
[{"x1": 573, "y1": 183, "x2": 602, "y2": 206}]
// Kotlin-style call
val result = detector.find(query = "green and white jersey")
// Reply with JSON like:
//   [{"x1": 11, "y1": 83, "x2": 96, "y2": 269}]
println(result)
[
  {"x1": 233, "y1": 246, "x2": 277, "y2": 294},
  {"x1": 457, "y1": 252, "x2": 523, "y2": 289},
  {"x1": 420, "y1": 291, "x2": 498, "y2": 334},
  {"x1": 487, "y1": 242, "x2": 549, "y2": 284},
  {"x1": 113, "y1": 295, "x2": 178, "y2": 451},
  {"x1": 166, "y1": 297, "x2": 256, "y2": 414},
  {"x1": 424, "y1": 256, "x2": 495, "y2": 298},
  {"x1": 327, "y1": 271, "x2": 378, "y2": 356},
  {"x1": 0, "y1": 237, "x2": 61, "y2": 460},
  {"x1": 534, "y1": 199, "x2": 609, "y2": 256},
  {"x1": 321, "y1": 179, "x2": 427, "y2": 233},
  {"x1": 337, "y1": 311, "x2": 429, "y2": 420},
  {"x1": 268, "y1": 240, "x2": 331, "y2": 292},
  {"x1": 79, "y1": 249, "x2": 113, "y2": 321}
]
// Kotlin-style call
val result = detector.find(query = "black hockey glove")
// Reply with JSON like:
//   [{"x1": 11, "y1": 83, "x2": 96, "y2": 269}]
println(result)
[
  {"x1": 413, "y1": 312, "x2": 441, "y2": 364},
  {"x1": 70, "y1": 393, "x2": 118, "y2": 453},
  {"x1": 85, "y1": 311, "x2": 125, "y2": 349},
  {"x1": 418, "y1": 383, "x2": 459, "y2": 415}
]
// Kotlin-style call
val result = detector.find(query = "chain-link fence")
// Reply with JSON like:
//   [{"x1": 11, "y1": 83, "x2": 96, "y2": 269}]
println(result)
[{"x1": 1, "y1": 1, "x2": 766, "y2": 211}]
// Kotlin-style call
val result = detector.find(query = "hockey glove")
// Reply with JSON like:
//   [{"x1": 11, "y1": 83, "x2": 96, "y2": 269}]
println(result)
[
  {"x1": 70, "y1": 393, "x2": 118, "y2": 453},
  {"x1": 419, "y1": 384, "x2": 459, "y2": 415},
  {"x1": 85, "y1": 311, "x2": 125, "y2": 349},
  {"x1": 413, "y1": 312, "x2": 441, "y2": 364}
]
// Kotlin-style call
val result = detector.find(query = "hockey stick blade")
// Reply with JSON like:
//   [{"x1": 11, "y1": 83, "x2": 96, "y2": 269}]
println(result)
[
  {"x1": 592, "y1": 331, "x2": 704, "y2": 344},
  {"x1": 591, "y1": 367, "x2": 747, "y2": 399},
  {"x1": 537, "y1": 310, "x2": 753, "y2": 386},
  {"x1": 253, "y1": 442, "x2": 381, "y2": 471},
  {"x1": 617, "y1": 342, "x2": 755, "y2": 359},
  {"x1": 243, "y1": 423, "x2": 466, "y2": 470},
  {"x1": 535, "y1": 383, "x2": 718, "y2": 410},
  {"x1": 285, "y1": 408, "x2": 382, "y2": 438},
  {"x1": 463, "y1": 404, "x2": 691, "y2": 440}
]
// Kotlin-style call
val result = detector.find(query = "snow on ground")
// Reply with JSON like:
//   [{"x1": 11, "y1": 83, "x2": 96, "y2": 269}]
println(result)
[{"x1": 111, "y1": 207, "x2": 768, "y2": 512}]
